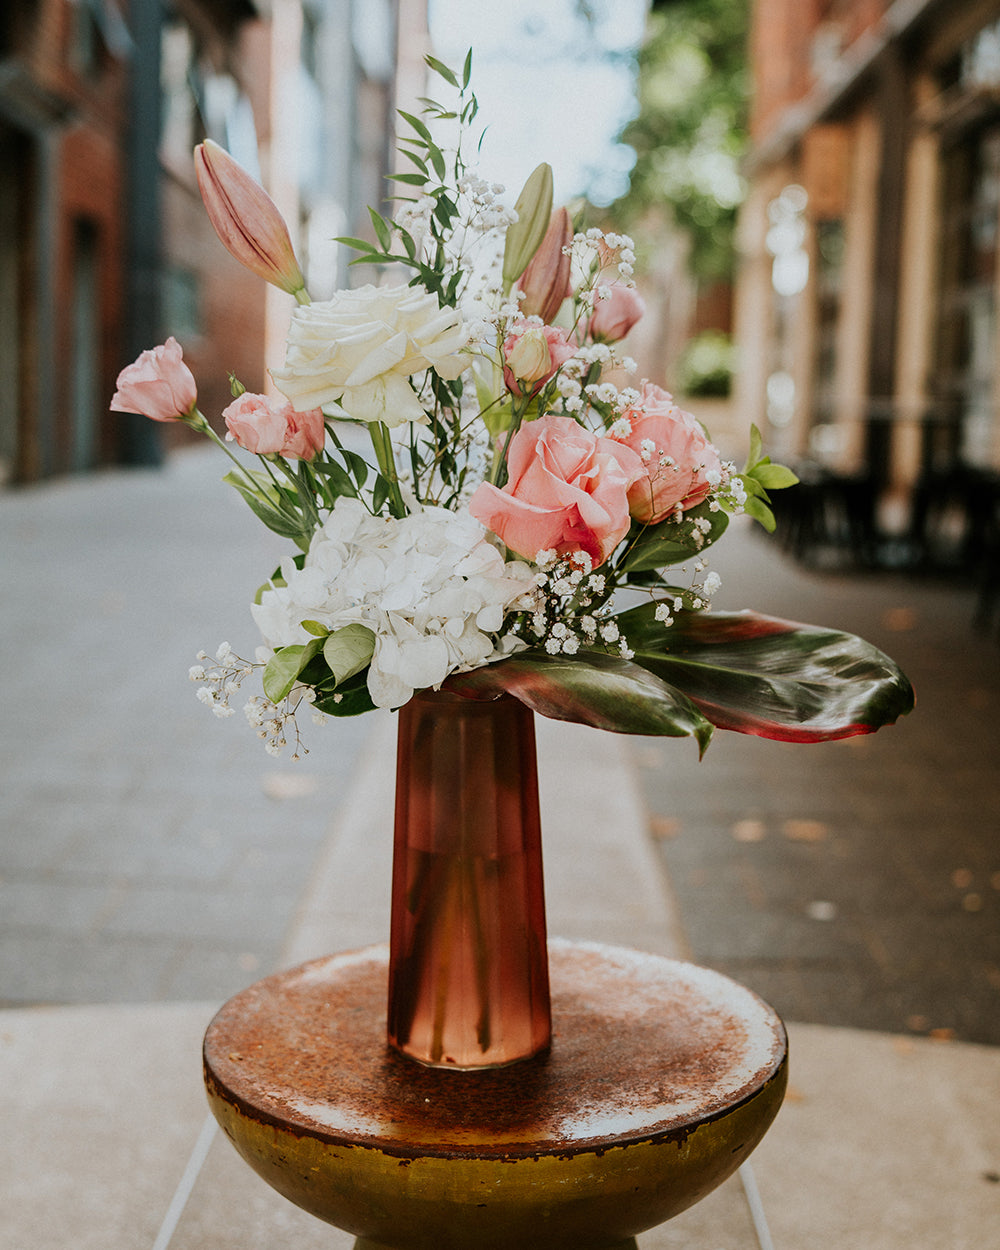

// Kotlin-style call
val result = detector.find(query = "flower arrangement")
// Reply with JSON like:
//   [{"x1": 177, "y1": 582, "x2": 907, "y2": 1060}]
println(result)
[{"x1": 112, "y1": 54, "x2": 913, "y2": 758}]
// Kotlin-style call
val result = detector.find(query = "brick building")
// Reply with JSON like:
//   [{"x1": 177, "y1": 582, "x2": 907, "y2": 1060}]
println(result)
[
  {"x1": 736, "y1": 0, "x2": 1000, "y2": 563},
  {"x1": 1, "y1": 0, "x2": 429, "y2": 484},
  {"x1": 0, "y1": 0, "x2": 130, "y2": 482}
]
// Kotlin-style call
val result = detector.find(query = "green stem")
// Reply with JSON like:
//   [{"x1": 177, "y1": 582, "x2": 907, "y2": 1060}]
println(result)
[
  {"x1": 488, "y1": 395, "x2": 531, "y2": 488},
  {"x1": 191, "y1": 411, "x2": 259, "y2": 484},
  {"x1": 269, "y1": 455, "x2": 320, "y2": 528},
  {"x1": 369, "y1": 421, "x2": 407, "y2": 517}
]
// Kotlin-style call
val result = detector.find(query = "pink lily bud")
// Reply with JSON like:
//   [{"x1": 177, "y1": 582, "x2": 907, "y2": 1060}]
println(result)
[
  {"x1": 588, "y1": 282, "x2": 645, "y2": 344},
  {"x1": 194, "y1": 140, "x2": 306, "y2": 296},
  {"x1": 516, "y1": 207, "x2": 573, "y2": 324},
  {"x1": 110, "y1": 337, "x2": 197, "y2": 422}
]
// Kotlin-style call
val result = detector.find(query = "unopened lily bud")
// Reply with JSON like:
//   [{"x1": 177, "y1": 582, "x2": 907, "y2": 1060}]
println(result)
[
  {"x1": 194, "y1": 140, "x2": 306, "y2": 297},
  {"x1": 517, "y1": 207, "x2": 573, "y2": 324},
  {"x1": 501, "y1": 162, "x2": 554, "y2": 288}
]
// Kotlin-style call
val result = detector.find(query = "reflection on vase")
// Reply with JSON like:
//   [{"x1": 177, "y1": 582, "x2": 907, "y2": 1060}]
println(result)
[{"x1": 387, "y1": 688, "x2": 551, "y2": 1068}]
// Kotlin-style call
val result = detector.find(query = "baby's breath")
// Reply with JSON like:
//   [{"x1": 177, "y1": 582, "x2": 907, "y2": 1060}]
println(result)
[{"x1": 191, "y1": 644, "x2": 317, "y2": 758}]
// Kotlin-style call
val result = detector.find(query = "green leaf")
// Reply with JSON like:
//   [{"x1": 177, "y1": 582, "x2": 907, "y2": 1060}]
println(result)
[
  {"x1": 262, "y1": 639, "x2": 323, "y2": 703},
  {"x1": 342, "y1": 449, "x2": 369, "y2": 489},
  {"x1": 743, "y1": 495, "x2": 776, "y2": 532},
  {"x1": 752, "y1": 463, "x2": 799, "y2": 490},
  {"x1": 746, "y1": 423, "x2": 764, "y2": 469},
  {"x1": 313, "y1": 668, "x2": 377, "y2": 718},
  {"x1": 444, "y1": 649, "x2": 714, "y2": 753},
  {"x1": 318, "y1": 458, "x2": 358, "y2": 502},
  {"x1": 300, "y1": 620, "x2": 329, "y2": 638},
  {"x1": 740, "y1": 473, "x2": 768, "y2": 499},
  {"x1": 389, "y1": 171, "x2": 430, "y2": 186},
  {"x1": 619, "y1": 502, "x2": 729, "y2": 573},
  {"x1": 372, "y1": 474, "x2": 390, "y2": 514},
  {"x1": 323, "y1": 624, "x2": 376, "y2": 685},
  {"x1": 462, "y1": 48, "x2": 473, "y2": 89},
  {"x1": 397, "y1": 109, "x2": 434, "y2": 144},
  {"x1": 615, "y1": 604, "x2": 915, "y2": 742},
  {"x1": 424, "y1": 55, "x2": 460, "y2": 88},
  {"x1": 334, "y1": 235, "x2": 377, "y2": 254},
  {"x1": 368, "y1": 207, "x2": 392, "y2": 252},
  {"x1": 426, "y1": 141, "x2": 446, "y2": 181},
  {"x1": 222, "y1": 472, "x2": 310, "y2": 544}
]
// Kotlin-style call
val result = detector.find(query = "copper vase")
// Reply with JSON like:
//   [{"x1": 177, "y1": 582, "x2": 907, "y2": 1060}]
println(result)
[{"x1": 387, "y1": 689, "x2": 551, "y2": 1068}]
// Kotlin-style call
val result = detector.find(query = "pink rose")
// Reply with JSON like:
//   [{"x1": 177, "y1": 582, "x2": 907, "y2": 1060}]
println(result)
[
  {"x1": 110, "y1": 337, "x2": 197, "y2": 423},
  {"x1": 588, "y1": 283, "x2": 645, "y2": 343},
  {"x1": 468, "y1": 414, "x2": 644, "y2": 567},
  {"x1": 502, "y1": 325, "x2": 576, "y2": 399},
  {"x1": 610, "y1": 383, "x2": 723, "y2": 524},
  {"x1": 223, "y1": 392, "x2": 326, "y2": 460}
]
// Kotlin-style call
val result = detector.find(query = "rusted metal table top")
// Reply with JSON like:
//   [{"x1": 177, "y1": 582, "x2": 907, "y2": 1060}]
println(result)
[{"x1": 204, "y1": 939, "x2": 787, "y2": 1160}]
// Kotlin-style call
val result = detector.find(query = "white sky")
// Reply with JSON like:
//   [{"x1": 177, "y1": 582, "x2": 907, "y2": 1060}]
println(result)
[{"x1": 426, "y1": 0, "x2": 649, "y2": 207}]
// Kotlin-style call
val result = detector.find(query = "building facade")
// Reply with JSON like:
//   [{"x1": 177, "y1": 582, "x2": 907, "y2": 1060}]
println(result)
[
  {"x1": 1, "y1": 0, "x2": 428, "y2": 484},
  {"x1": 736, "y1": 0, "x2": 1000, "y2": 560},
  {"x1": 1, "y1": 0, "x2": 131, "y2": 482}
]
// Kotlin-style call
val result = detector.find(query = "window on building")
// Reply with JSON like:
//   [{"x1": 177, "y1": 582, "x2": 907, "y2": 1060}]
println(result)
[
  {"x1": 67, "y1": 0, "x2": 130, "y2": 81},
  {"x1": 811, "y1": 218, "x2": 845, "y2": 444},
  {"x1": 160, "y1": 17, "x2": 204, "y2": 165},
  {"x1": 161, "y1": 264, "x2": 202, "y2": 340},
  {"x1": 69, "y1": 218, "x2": 101, "y2": 472},
  {"x1": 935, "y1": 123, "x2": 1000, "y2": 471}
]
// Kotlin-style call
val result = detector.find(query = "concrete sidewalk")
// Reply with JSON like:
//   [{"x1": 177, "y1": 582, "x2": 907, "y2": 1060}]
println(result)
[{"x1": 3, "y1": 713, "x2": 998, "y2": 1249}]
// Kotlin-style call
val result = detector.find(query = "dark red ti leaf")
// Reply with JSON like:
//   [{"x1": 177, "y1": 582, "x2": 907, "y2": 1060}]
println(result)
[
  {"x1": 444, "y1": 648, "x2": 714, "y2": 753},
  {"x1": 616, "y1": 603, "x2": 915, "y2": 742}
]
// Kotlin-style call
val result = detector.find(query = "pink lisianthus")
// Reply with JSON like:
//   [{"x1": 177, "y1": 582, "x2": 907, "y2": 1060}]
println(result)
[
  {"x1": 223, "y1": 392, "x2": 326, "y2": 460},
  {"x1": 110, "y1": 337, "x2": 197, "y2": 423},
  {"x1": 468, "y1": 414, "x2": 644, "y2": 568},
  {"x1": 501, "y1": 325, "x2": 576, "y2": 399},
  {"x1": 610, "y1": 383, "x2": 723, "y2": 524},
  {"x1": 588, "y1": 282, "x2": 645, "y2": 344}
]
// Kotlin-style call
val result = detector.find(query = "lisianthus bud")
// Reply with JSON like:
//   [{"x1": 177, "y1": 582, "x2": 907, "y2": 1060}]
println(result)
[
  {"x1": 194, "y1": 140, "x2": 306, "y2": 297},
  {"x1": 502, "y1": 325, "x2": 575, "y2": 398},
  {"x1": 517, "y1": 207, "x2": 573, "y2": 325},
  {"x1": 223, "y1": 392, "x2": 326, "y2": 460},
  {"x1": 588, "y1": 282, "x2": 645, "y2": 344},
  {"x1": 110, "y1": 337, "x2": 197, "y2": 422}
]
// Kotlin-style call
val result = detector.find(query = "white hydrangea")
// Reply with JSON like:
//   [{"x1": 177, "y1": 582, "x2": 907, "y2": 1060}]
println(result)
[{"x1": 251, "y1": 498, "x2": 533, "y2": 710}]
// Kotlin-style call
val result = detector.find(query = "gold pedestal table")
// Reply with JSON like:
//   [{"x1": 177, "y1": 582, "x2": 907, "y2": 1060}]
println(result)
[{"x1": 203, "y1": 939, "x2": 787, "y2": 1250}]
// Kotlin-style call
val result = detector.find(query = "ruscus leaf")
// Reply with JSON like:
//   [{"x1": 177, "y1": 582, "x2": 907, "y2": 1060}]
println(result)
[
  {"x1": 368, "y1": 207, "x2": 392, "y2": 252},
  {"x1": 424, "y1": 55, "x2": 460, "y2": 88},
  {"x1": 753, "y1": 463, "x2": 800, "y2": 490}
]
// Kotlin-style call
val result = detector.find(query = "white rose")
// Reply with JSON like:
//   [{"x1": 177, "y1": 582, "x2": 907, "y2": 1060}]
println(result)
[{"x1": 271, "y1": 283, "x2": 468, "y2": 427}]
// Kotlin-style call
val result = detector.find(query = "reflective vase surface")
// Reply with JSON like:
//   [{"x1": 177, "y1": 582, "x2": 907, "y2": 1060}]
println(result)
[{"x1": 387, "y1": 689, "x2": 551, "y2": 1069}]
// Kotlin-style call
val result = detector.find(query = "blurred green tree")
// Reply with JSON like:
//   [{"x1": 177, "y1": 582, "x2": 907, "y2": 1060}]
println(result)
[{"x1": 613, "y1": 0, "x2": 749, "y2": 283}]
